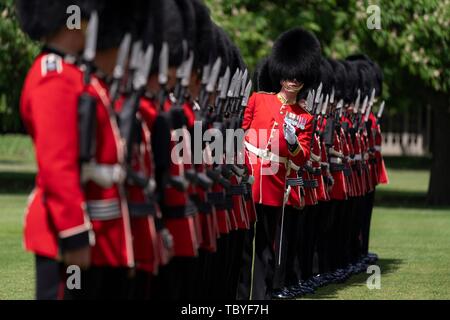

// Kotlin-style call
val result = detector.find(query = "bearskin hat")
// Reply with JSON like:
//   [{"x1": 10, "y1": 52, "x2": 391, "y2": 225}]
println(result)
[
  {"x1": 340, "y1": 60, "x2": 359, "y2": 103},
  {"x1": 96, "y1": 0, "x2": 139, "y2": 50},
  {"x1": 346, "y1": 54, "x2": 383, "y2": 97},
  {"x1": 230, "y1": 43, "x2": 246, "y2": 72},
  {"x1": 191, "y1": 0, "x2": 214, "y2": 68},
  {"x1": 174, "y1": 0, "x2": 197, "y2": 56},
  {"x1": 161, "y1": 0, "x2": 185, "y2": 67},
  {"x1": 346, "y1": 58, "x2": 372, "y2": 99},
  {"x1": 213, "y1": 25, "x2": 233, "y2": 75},
  {"x1": 318, "y1": 58, "x2": 335, "y2": 97},
  {"x1": 328, "y1": 59, "x2": 347, "y2": 102},
  {"x1": 254, "y1": 57, "x2": 278, "y2": 93},
  {"x1": 15, "y1": 0, "x2": 97, "y2": 41},
  {"x1": 141, "y1": 0, "x2": 164, "y2": 74},
  {"x1": 268, "y1": 28, "x2": 322, "y2": 93}
]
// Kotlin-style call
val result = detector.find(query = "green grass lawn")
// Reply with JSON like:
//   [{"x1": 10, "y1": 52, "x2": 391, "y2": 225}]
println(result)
[{"x1": 0, "y1": 135, "x2": 449, "y2": 299}]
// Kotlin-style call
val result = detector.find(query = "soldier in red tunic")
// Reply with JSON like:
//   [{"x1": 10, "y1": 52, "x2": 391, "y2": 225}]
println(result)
[
  {"x1": 243, "y1": 28, "x2": 321, "y2": 300},
  {"x1": 17, "y1": 0, "x2": 97, "y2": 300},
  {"x1": 17, "y1": 0, "x2": 143, "y2": 299}
]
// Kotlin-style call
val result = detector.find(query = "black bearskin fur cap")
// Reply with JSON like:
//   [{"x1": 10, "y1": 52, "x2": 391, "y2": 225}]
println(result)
[
  {"x1": 96, "y1": 0, "x2": 138, "y2": 50},
  {"x1": 174, "y1": 0, "x2": 196, "y2": 55},
  {"x1": 15, "y1": 0, "x2": 97, "y2": 41},
  {"x1": 214, "y1": 25, "x2": 233, "y2": 75},
  {"x1": 318, "y1": 58, "x2": 335, "y2": 97},
  {"x1": 328, "y1": 59, "x2": 347, "y2": 102},
  {"x1": 161, "y1": 0, "x2": 185, "y2": 67},
  {"x1": 230, "y1": 43, "x2": 246, "y2": 72},
  {"x1": 192, "y1": 0, "x2": 214, "y2": 68},
  {"x1": 268, "y1": 28, "x2": 322, "y2": 92},
  {"x1": 340, "y1": 60, "x2": 359, "y2": 103},
  {"x1": 254, "y1": 57, "x2": 278, "y2": 93},
  {"x1": 346, "y1": 54, "x2": 383, "y2": 97}
]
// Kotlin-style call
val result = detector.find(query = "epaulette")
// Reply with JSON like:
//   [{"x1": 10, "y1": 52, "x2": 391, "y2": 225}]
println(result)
[{"x1": 41, "y1": 54, "x2": 63, "y2": 77}]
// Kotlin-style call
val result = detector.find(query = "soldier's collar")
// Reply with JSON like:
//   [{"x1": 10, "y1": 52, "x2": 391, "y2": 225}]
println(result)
[
  {"x1": 41, "y1": 45, "x2": 78, "y2": 65},
  {"x1": 277, "y1": 93, "x2": 297, "y2": 106}
]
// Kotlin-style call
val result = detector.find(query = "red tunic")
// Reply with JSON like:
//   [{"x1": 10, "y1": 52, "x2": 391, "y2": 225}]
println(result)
[
  {"x1": 329, "y1": 126, "x2": 347, "y2": 201},
  {"x1": 311, "y1": 133, "x2": 327, "y2": 202},
  {"x1": 371, "y1": 112, "x2": 389, "y2": 184},
  {"x1": 21, "y1": 53, "x2": 134, "y2": 267},
  {"x1": 161, "y1": 100, "x2": 199, "y2": 257},
  {"x1": 242, "y1": 92, "x2": 313, "y2": 208},
  {"x1": 115, "y1": 97, "x2": 161, "y2": 273}
]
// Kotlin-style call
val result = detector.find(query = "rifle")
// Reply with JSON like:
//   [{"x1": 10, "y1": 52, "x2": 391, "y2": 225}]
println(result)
[
  {"x1": 157, "y1": 42, "x2": 169, "y2": 111},
  {"x1": 377, "y1": 101, "x2": 385, "y2": 126},
  {"x1": 78, "y1": 11, "x2": 99, "y2": 164}
]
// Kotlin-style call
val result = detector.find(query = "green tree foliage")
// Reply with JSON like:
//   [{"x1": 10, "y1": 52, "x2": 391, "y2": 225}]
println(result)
[
  {"x1": 0, "y1": 0, "x2": 39, "y2": 133},
  {"x1": 205, "y1": 0, "x2": 450, "y2": 107},
  {"x1": 0, "y1": 1, "x2": 449, "y2": 120}
]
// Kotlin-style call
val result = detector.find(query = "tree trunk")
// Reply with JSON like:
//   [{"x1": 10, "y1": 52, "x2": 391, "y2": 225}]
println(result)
[{"x1": 427, "y1": 92, "x2": 450, "y2": 206}]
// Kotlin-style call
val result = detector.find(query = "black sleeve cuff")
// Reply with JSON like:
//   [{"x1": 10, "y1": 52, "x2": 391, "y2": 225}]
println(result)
[{"x1": 59, "y1": 230, "x2": 90, "y2": 253}]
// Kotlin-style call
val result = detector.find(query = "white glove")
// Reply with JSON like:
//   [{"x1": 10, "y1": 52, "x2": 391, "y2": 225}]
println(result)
[
  {"x1": 160, "y1": 228, "x2": 174, "y2": 250},
  {"x1": 284, "y1": 121, "x2": 298, "y2": 145}
]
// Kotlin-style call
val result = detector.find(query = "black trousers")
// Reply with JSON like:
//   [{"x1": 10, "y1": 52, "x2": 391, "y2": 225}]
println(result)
[
  {"x1": 226, "y1": 229, "x2": 247, "y2": 299},
  {"x1": 362, "y1": 191, "x2": 376, "y2": 256},
  {"x1": 348, "y1": 196, "x2": 362, "y2": 263},
  {"x1": 192, "y1": 249, "x2": 215, "y2": 300},
  {"x1": 35, "y1": 255, "x2": 63, "y2": 300},
  {"x1": 35, "y1": 255, "x2": 132, "y2": 300},
  {"x1": 152, "y1": 256, "x2": 198, "y2": 300},
  {"x1": 236, "y1": 224, "x2": 256, "y2": 300},
  {"x1": 299, "y1": 205, "x2": 319, "y2": 281},
  {"x1": 274, "y1": 206, "x2": 302, "y2": 289},
  {"x1": 316, "y1": 201, "x2": 334, "y2": 273},
  {"x1": 251, "y1": 204, "x2": 281, "y2": 300}
]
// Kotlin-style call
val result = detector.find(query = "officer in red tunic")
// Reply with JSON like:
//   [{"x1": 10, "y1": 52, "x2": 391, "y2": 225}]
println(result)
[{"x1": 243, "y1": 28, "x2": 321, "y2": 300}]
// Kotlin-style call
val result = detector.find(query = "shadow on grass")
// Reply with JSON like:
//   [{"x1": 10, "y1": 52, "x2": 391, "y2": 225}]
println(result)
[
  {"x1": 375, "y1": 190, "x2": 427, "y2": 208},
  {"x1": 383, "y1": 156, "x2": 431, "y2": 170},
  {"x1": 0, "y1": 171, "x2": 35, "y2": 194},
  {"x1": 303, "y1": 258, "x2": 403, "y2": 300}
]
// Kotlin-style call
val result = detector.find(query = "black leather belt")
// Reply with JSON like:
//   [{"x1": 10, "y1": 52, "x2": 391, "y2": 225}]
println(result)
[
  {"x1": 286, "y1": 177, "x2": 304, "y2": 187},
  {"x1": 207, "y1": 192, "x2": 225, "y2": 205},
  {"x1": 303, "y1": 179, "x2": 319, "y2": 189},
  {"x1": 243, "y1": 183, "x2": 253, "y2": 201},
  {"x1": 228, "y1": 184, "x2": 247, "y2": 196},
  {"x1": 162, "y1": 201, "x2": 198, "y2": 219},
  {"x1": 190, "y1": 194, "x2": 213, "y2": 215},
  {"x1": 128, "y1": 202, "x2": 157, "y2": 218},
  {"x1": 330, "y1": 163, "x2": 346, "y2": 173},
  {"x1": 304, "y1": 165, "x2": 317, "y2": 175}
]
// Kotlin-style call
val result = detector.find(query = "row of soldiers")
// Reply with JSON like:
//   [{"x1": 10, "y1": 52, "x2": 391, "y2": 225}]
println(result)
[
  {"x1": 248, "y1": 29, "x2": 389, "y2": 299},
  {"x1": 16, "y1": 0, "x2": 388, "y2": 300}
]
